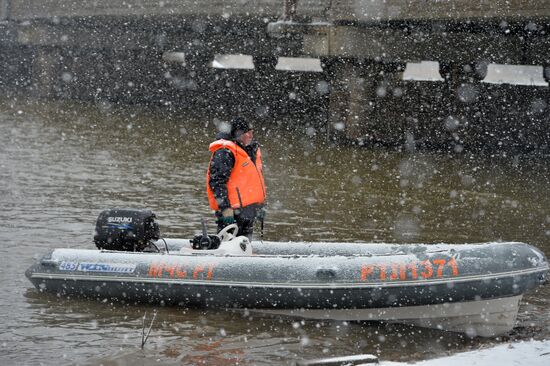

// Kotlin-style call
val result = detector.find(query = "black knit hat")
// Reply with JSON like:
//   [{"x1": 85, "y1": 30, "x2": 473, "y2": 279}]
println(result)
[{"x1": 231, "y1": 117, "x2": 252, "y2": 138}]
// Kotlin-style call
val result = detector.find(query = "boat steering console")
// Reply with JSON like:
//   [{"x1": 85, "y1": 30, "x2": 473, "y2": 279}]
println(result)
[{"x1": 188, "y1": 223, "x2": 251, "y2": 256}]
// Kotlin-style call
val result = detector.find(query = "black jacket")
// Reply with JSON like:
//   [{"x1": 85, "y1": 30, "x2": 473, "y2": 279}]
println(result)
[{"x1": 208, "y1": 133, "x2": 260, "y2": 212}]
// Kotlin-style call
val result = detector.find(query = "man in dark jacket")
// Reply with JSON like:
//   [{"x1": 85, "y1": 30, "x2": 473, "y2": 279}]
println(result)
[{"x1": 206, "y1": 117, "x2": 266, "y2": 239}]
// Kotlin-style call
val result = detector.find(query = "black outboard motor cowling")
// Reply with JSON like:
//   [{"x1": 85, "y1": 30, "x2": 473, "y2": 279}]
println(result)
[{"x1": 94, "y1": 209, "x2": 160, "y2": 251}]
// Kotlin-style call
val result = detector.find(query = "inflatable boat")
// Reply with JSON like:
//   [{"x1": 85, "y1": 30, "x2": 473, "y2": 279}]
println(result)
[{"x1": 26, "y1": 209, "x2": 549, "y2": 337}]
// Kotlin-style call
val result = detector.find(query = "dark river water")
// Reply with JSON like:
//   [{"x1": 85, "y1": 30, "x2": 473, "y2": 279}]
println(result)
[{"x1": 1, "y1": 98, "x2": 549, "y2": 365}]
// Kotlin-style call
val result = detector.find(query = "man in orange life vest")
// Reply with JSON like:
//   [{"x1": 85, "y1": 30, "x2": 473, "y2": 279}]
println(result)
[{"x1": 206, "y1": 117, "x2": 266, "y2": 239}]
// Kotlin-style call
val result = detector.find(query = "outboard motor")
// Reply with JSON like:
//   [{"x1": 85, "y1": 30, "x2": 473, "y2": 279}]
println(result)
[{"x1": 94, "y1": 209, "x2": 160, "y2": 251}]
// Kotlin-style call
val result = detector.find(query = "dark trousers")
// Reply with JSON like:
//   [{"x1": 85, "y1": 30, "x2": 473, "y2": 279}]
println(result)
[{"x1": 216, "y1": 205, "x2": 259, "y2": 240}]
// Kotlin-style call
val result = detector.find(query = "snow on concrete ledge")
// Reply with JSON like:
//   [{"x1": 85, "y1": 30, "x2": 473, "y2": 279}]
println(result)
[
  {"x1": 212, "y1": 54, "x2": 254, "y2": 69},
  {"x1": 276, "y1": 57, "x2": 323, "y2": 72},
  {"x1": 483, "y1": 64, "x2": 548, "y2": 86},
  {"x1": 381, "y1": 340, "x2": 550, "y2": 366},
  {"x1": 402, "y1": 61, "x2": 444, "y2": 82}
]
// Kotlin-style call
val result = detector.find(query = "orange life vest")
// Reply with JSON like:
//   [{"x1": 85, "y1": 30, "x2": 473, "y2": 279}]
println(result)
[{"x1": 206, "y1": 139, "x2": 266, "y2": 211}]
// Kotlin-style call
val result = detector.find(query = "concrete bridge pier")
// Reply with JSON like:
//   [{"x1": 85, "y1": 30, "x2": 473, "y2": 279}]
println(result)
[
  {"x1": 29, "y1": 46, "x2": 63, "y2": 99},
  {"x1": 543, "y1": 66, "x2": 550, "y2": 84},
  {"x1": 325, "y1": 57, "x2": 493, "y2": 147},
  {"x1": 326, "y1": 61, "x2": 363, "y2": 141},
  {"x1": 178, "y1": 51, "x2": 214, "y2": 96},
  {"x1": 326, "y1": 59, "x2": 408, "y2": 144},
  {"x1": 252, "y1": 55, "x2": 279, "y2": 115},
  {"x1": 438, "y1": 61, "x2": 489, "y2": 149},
  {"x1": 326, "y1": 58, "x2": 495, "y2": 146},
  {"x1": 253, "y1": 55, "x2": 278, "y2": 76}
]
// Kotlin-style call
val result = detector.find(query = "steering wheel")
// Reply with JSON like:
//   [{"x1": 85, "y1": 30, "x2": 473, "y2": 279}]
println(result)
[{"x1": 217, "y1": 223, "x2": 239, "y2": 242}]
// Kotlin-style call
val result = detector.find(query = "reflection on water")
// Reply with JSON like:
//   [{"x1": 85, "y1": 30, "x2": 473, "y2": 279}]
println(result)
[
  {"x1": 1, "y1": 99, "x2": 549, "y2": 365},
  {"x1": 23, "y1": 289, "x2": 501, "y2": 366}
]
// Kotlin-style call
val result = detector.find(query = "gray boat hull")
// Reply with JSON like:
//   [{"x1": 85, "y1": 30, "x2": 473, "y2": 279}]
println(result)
[{"x1": 26, "y1": 241, "x2": 548, "y2": 336}]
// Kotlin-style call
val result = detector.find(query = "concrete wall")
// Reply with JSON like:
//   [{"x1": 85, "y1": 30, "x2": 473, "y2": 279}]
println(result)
[
  {"x1": 331, "y1": 0, "x2": 550, "y2": 22},
  {"x1": 1, "y1": 0, "x2": 10, "y2": 20},
  {"x1": 9, "y1": 0, "x2": 277, "y2": 19},
  {"x1": 8, "y1": 0, "x2": 328, "y2": 20},
  {"x1": 7, "y1": 1, "x2": 550, "y2": 22},
  {"x1": 2, "y1": 0, "x2": 550, "y2": 150},
  {"x1": 297, "y1": 24, "x2": 548, "y2": 64}
]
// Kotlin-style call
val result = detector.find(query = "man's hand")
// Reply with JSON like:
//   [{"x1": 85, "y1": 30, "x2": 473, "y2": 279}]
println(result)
[{"x1": 219, "y1": 208, "x2": 235, "y2": 225}]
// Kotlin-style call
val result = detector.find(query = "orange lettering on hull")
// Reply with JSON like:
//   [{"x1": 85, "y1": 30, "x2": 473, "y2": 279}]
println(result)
[
  {"x1": 147, "y1": 262, "x2": 215, "y2": 280},
  {"x1": 360, "y1": 258, "x2": 460, "y2": 282},
  {"x1": 193, "y1": 265, "x2": 204, "y2": 279},
  {"x1": 361, "y1": 264, "x2": 374, "y2": 281},
  {"x1": 420, "y1": 260, "x2": 433, "y2": 279}
]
